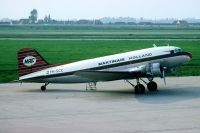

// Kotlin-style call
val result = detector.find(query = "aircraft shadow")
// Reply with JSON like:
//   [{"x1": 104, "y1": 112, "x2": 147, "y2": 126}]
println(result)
[
  {"x1": 135, "y1": 86, "x2": 200, "y2": 104},
  {"x1": 23, "y1": 86, "x2": 200, "y2": 104},
  {"x1": 24, "y1": 88, "x2": 134, "y2": 95}
]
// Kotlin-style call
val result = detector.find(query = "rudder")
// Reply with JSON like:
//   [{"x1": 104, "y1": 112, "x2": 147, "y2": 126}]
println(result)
[{"x1": 18, "y1": 48, "x2": 49, "y2": 77}]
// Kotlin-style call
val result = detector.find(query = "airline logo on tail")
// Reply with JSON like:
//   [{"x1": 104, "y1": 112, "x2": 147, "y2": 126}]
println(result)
[
  {"x1": 23, "y1": 56, "x2": 37, "y2": 67},
  {"x1": 18, "y1": 48, "x2": 49, "y2": 76}
]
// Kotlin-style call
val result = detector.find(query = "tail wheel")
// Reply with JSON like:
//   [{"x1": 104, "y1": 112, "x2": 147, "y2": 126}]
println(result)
[
  {"x1": 41, "y1": 83, "x2": 49, "y2": 91},
  {"x1": 147, "y1": 81, "x2": 157, "y2": 91},
  {"x1": 41, "y1": 85, "x2": 46, "y2": 91},
  {"x1": 135, "y1": 84, "x2": 145, "y2": 94}
]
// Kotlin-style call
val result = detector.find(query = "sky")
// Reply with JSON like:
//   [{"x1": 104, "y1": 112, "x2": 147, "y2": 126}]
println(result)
[{"x1": 0, "y1": 0, "x2": 200, "y2": 20}]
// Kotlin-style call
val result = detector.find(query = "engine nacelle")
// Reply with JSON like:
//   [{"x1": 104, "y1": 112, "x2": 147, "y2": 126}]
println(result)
[{"x1": 146, "y1": 63, "x2": 162, "y2": 77}]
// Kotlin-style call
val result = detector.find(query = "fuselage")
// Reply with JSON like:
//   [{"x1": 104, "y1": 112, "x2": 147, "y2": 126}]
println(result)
[{"x1": 19, "y1": 46, "x2": 192, "y2": 83}]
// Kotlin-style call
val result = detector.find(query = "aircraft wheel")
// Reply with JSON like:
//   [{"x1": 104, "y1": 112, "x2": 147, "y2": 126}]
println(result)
[
  {"x1": 41, "y1": 85, "x2": 46, "y2": 91},
  {"x1": 147, "y1": 81, "x2": 157, "y2": 92},
  {"x1": 135, "y1": 84, "x2": 145, "y2": 94}
]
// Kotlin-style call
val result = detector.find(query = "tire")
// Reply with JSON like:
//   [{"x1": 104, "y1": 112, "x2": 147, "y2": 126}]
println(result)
[
  {"x1": 41, "y1": 86, "x2": 46, "y2": 91},
  {"x1": 135, "y1": 84, "x2": 145, "y2": 94},
  {"x1": 147, "y1": 81, "x2": 157, "y2": 92}
]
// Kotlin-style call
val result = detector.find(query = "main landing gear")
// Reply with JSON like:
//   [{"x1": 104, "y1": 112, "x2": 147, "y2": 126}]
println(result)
[
  {"x1": 147, "y1": 81, "x2": 157, "y2": 92},
  {"x1": 41, "y1": 83, "x2": 49, "y2": 91},
  {"x1": 126, "y1": 78, "x2": 158, "y2": 94}
]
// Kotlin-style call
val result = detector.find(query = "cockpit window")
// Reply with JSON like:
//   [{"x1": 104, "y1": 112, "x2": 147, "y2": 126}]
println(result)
[
  {"x1": 171, "y1": 48, "x2": 182, "y2": 54},
  {"x1": 174, "y1": 48, "x2": 182, "y2": 53}
]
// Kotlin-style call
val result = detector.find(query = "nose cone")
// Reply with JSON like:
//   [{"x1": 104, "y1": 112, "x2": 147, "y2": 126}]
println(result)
[
  {"x1": 188, "y1": 52, "x2": 192, "y2": 60},
  {"x1": 186, "y1": 52, "x2": 192, "y2": 61}
]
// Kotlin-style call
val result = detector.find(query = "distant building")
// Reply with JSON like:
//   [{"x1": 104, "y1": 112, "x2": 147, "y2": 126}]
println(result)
[
  {"x1": 37, "y1": 19, "x2": 44, "y2": 24},
  {"x1": 138, "y1": 22, "x2": 153, "y2": 25},
  {"x1": 173, "y1": 20, "x2": 188, "y2": 26},
  {"x1": 19, "y1": 19, "x2": 30, "y2": 24},
  {"x1": 127, "y1": 22, "x2": 136, "y2": 25},
  {"x1": 0, "y1": 21, "x2": 11, "y2": 25},
  {"x1": 94, "y1": 20, "x2": 103, "y2": 25},
  {"x1": 0, "y1": 18, "x2": 12, "y2": 25},
  {"x1": 114, "y1": 22, "x2": 126, "y2": 25},
  {"x1": 11, "y1": 20, "x2": 20, "y2": 24}
]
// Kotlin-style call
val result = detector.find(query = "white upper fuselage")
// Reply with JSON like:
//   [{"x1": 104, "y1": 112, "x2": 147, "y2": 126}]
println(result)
[{"x1": 19, "y1": 46, "x2": 191, "y2": 83}]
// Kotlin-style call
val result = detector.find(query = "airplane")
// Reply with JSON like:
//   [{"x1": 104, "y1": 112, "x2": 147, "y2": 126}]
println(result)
[{"x1": 17, "y1": 45, "x2": 192, "y2": 94}]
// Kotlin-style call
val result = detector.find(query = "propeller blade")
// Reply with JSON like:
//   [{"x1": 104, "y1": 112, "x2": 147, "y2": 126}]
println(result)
[
  {"x1": 162, "y1": 67, "x2": 167, "y2": 85},
  {"x1": 163, "y1": 71, "x2": 166, "y2": 85}
]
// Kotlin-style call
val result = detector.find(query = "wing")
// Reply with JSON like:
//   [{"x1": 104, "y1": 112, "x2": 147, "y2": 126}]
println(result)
[
  {"x1": 75, "y1": 63, "x2": 164, "y2": 81},
  {"x1": 74, "y1": 69, "x2": 146, "y2": 81}
]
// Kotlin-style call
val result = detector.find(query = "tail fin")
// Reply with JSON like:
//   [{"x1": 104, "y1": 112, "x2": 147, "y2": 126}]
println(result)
[{"x1": 18, "y1": 48, "x2": 49, "y2": 77}]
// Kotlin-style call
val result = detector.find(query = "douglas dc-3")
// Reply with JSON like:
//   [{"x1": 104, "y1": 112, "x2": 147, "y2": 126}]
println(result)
[{"x1": 17, "y1": 45, "x2": 192, "y2": 94}]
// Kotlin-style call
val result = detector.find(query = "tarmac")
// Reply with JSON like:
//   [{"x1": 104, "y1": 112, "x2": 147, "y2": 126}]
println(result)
[{"x1": 0, "y1": 76, "x2": 200, "y2": 133}]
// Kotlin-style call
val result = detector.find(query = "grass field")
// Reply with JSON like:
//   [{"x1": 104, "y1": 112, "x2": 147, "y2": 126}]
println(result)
[{"x1": 0, "y1": 25, "x2": 200, "y2": 83}]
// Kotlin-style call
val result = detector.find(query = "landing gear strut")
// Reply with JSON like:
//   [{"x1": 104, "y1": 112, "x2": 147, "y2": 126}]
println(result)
[
  {"x1": 41, "y1": 83, "x2": 49, "y2": 91},
  {"x1": 126, "y1": 79, "x2": 145, "y2": 94},
  {"x1": 126, "y1": 77, "x2": 158, "y2": 94}
]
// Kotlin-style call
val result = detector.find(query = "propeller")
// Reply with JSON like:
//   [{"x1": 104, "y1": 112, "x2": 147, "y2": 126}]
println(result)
[{"x1": 162, "y1": 67, "x2": 167, "y2": 85}]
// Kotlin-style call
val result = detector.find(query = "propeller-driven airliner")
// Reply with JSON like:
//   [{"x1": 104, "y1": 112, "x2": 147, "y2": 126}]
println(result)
[{"x1": 17, "y1": 45, "x2": 192, "y2": 94}]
